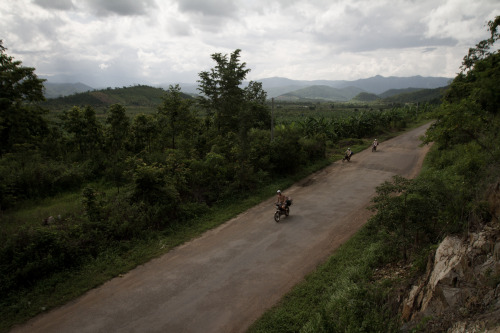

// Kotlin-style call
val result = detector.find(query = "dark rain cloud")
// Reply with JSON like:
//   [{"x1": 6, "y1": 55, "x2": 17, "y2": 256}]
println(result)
[
  {"x1": 7, "y1": 11, "x2": 64, "y2": 47},
  {"x1": 33, "y1": 0, "x2": 75, "y2": 11},
  {"x1": 41, "y1": 45, "x2": 148, "y2": 87},
  {"x1": 175, "y1": 0, "x2": 239, "y2": 18},
  {"x1": 33, "y1": 0, "x2": 157, "y2": 16},
  {"x1": 85, "y1": 0, "x2": 158, "y2": 17},
  {"x1": 307, "y1": 3, "x2": 458, "y2": 53},
  {"x1": 172, "y1": 0, "x2": 240, "y2": 34}
]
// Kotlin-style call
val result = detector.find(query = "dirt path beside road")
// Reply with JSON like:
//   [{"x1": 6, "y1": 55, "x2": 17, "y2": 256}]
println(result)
[{"x1": 11, "y1": 123, "x2": 432, "y2": 333}]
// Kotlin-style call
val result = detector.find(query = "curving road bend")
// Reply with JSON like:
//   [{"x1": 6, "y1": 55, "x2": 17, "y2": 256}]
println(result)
[{"x1": 11, "y1": 123, "x2": 432, "y2": 333}]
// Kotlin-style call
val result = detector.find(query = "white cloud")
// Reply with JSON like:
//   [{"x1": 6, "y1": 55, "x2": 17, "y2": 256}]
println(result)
[
  {"x1": 1, "y1": 0, "x2": 498, "y2": 87},
  {"x1": 423, "y1": 0, "x2": 498, "y2": 43}
]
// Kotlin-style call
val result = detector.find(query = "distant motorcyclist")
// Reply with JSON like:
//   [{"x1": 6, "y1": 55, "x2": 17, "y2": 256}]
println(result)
[
  {"x1": 344, "y1": 148, "x2": 352, "y2": 161},
  {"x1": 372, "y1": 139, "x2": 378, "y2": 152}
]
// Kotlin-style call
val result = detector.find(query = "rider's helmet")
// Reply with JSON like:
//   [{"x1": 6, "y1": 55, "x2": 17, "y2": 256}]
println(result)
[
  {"x1": 277, "y1": 190, "x2": 281, "y2": 194},
  {"x1": 348, "y1": 148, "x2": 351, "y2": 150}
]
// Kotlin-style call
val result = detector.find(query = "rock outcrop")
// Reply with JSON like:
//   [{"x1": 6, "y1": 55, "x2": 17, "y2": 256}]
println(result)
[{"x1": 401, "y1": 222, "x2": 500, "y2": 332}]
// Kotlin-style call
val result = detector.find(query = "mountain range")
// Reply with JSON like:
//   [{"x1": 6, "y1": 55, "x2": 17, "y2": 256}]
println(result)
[
  {"x1": 255, "y1": 75, "x2": 451, "y2": 100},
  {"x1": 43, "y1": 75, "x2": 452, "y2": 101}
]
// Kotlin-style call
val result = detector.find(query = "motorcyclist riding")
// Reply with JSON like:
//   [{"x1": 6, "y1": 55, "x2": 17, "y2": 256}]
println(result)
[
  {"x1": 276, "y1": 190, "x2": 287, "y2": 211},
  {"x1": 344, "y1": 148, "x2": 352, "y2": 161},
  {"x1": 372, "y1": 139, "x2": 378, "y2": 152},
  {"x1": 274, "y1": 190, "x2": 292, "y2": 222}
]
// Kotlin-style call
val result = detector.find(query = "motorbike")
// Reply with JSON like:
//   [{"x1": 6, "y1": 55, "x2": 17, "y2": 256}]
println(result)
[
  {"x1": 274, "y1": 199, "x2": 292, "y2": 222},
  {"x1": 342, "y1": 153, "x2": 352, "y2": 162},
  {"x1": 372, "y1": 144, "x2": 377, "y2": 152}
]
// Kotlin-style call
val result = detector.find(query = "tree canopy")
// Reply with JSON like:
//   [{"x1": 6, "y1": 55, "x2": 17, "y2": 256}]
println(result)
[
  {"x1": 424, "y1": 16, "x2": 500, "y2": 150},
  {"x1": 197, "y1": 49, "x2": 269, "y2": 137},
  {"x1": 0, "y1": 40, "x2": 47, "y2": 155}
]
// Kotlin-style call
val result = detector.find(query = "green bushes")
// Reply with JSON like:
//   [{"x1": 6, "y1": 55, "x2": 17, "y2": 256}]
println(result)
[
  {"x1": 270, "y1": 136, "x2": 307, "y2": 174},
  {"x1": 0, "y1": 218, "x2": 87, "y2": 297},
  {"x1": 0, "y1": 103, "x2": 426, "y2": 212},
  {"x1": 302, "y1": 284, "x2": 398, "y2": 333},
  {"x1": 0, "y1": 153, "x2": 84, "y2": 209},
  {"x1": 299, "y1": 135, "x2": 326, "y2": 161}
]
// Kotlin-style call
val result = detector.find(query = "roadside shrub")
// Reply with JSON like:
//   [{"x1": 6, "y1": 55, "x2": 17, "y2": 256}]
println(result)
[
  {"x1": 188, "y1": 152, "x2": 231, "y2": 204},
  {"x1": 247, "y1": 128, "x2": 272, "y2": 173},
  {"x1": 302, "y1": 283, "x2": 398, "y2": 333},
  {"x1": 176, "y1": 201, "x2": 210, "y2": 222},
  {"x1": 269, "y1": 135, "x2": 306, "y2": 174},
  {"x1": 299, "y1": 135, "x2": 326, "y2": 161},
  {"x1": 0, "y1": 153, "x2": 84, "y2": 209},
  {"x1": 131, "y1": 163, "x2": 180, "y2": 209},
  {"x1": 0, "y1": 221, "x2": 88, "y2": 298},
  {"x1": 229, "y1": 160, "x2": 266, "y2": 194},
  {"x1": 369, "y1": 174, "x2": 453, "y2": 261},
  {"x1": 104, "y1": 198, "x2": 148, "y2": 240}
]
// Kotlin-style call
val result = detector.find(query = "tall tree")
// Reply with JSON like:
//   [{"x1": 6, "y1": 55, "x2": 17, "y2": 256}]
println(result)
[
  {"x1": 61, "y1": 106, "x2": 103, "y2": 157},
  {"x1": 157, "y1": 85, "x2": 195, "y2": 150},
  {"x1": 105, "y1": 104, "x2": 130, "y2": 153},
  {"x1": 104, "y1": 104, "x2": 130, "y2": 190},
  {"x1": 197, "y1": 49, "x2": 249, "y2": 134},
  {"x1": 0, "y1": 40, "x2": 47, "y2": 155},
  {"x1": 241, "y1": 80, "x2": 270, "y2": 133},
  {"x1": 130, "y1": 113, "x2": 156, "y2": 153},
  {"x1": 197, "y1": 49, "x2": 268, "y2": 136}
]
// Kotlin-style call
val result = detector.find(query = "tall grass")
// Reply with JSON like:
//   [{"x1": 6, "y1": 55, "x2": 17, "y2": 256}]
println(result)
[{"x1": 0, "y1": 193, "x2": 81, "y2": 236}]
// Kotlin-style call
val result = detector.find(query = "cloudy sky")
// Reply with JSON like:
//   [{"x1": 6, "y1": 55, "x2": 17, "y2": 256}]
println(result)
[{"x1": 1, "y1": 0, "x2": 499, "y2": 88}]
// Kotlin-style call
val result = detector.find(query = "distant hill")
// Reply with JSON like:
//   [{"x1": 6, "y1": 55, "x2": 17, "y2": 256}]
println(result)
[
  {"x1": 381, "y1": 86, "x2": 449, "y2": 104},
  {"x1": 257, "y1": 75, "x2": 452, "y2": 98},
  {"x1": 42, "y1": 85, "x2": 193, "y2": 112},
  {"x1": 352, "y1": 92, "x2": 380, "y2": 102},
  {"x1": 44, "y1": 82, "x2": 94, "y2": 99},
  {"x1": 43, "y1": 75, "x2": 451, "y2": 106},
  {"x1": 341, "y1": 75, "x2": 451, "y2": 95},
  {"x1": 275, "y1": 85, "x2": 364, "y2": 102},
  {"x1": 379, "y1": 88, "x2": 423, "y2": 99},
  {"x1": 272, "y1": 82, "x2": 449, "y2": 104}
]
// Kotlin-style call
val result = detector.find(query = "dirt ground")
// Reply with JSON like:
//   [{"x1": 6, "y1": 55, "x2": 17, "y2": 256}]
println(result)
[{"x1": 11, "y1": 123, "x2": 432, "y2": 333}]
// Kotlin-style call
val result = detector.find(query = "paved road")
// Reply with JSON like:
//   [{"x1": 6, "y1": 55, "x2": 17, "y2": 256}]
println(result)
[{"x1": 11, "y1": 123, "x2": 432, "y2": 333}]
